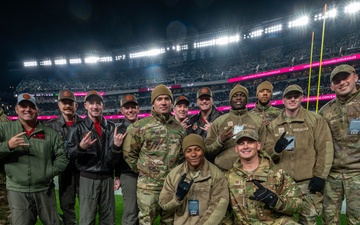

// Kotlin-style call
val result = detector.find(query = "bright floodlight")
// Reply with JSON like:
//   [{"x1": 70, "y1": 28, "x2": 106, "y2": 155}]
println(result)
[
  {"x1": 24, "y1": 61, "x2": 37, "y2": 67},
  {"x1": 314, "y1": 9, "x2": 337, "y2": 21},
  {"x1": 249, "y1": 29, "x2": 263, "y2": 38},
  {"x1": 194, "y1": 35, "x2": 239, "y2": 48},
  {"x1": 288, "y1": 16, "x2": 309, "y2": 28},
  {"x1": 129, "y1": 48, "x2": 165, "y2": 59},
  {"x1": 264, "y1": 24, "x2": 282, "y2": 34},
  {"x1": 345, "y1": 2, "x2": 360, "y2": 14},
  {"x1": 54, "y1": 59, "x2": 67, "y2": 65},
  {"x1": 99, "y1": 56, "x2": 113, "y2": 62},
  {"x1": 69, "y1": 58, "x2": 82, "y2": 64},
  {"x1": 115, "y1": 55, "x2": 126, "y2": 60},
  {"x1": 40, "y1": 60, "x2": 52, "y2": 66},
  {"x1": 84, "y1": 56, "x2": 99, "y2": 64}
]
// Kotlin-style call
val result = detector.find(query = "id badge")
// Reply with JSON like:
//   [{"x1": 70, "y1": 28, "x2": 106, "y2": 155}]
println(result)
[
  {"x1": 349, "y1": 119, "x2": 360, "y2": 135},
  {"x1": 285, "y1": 136, "x2": 295, "y2": 151},
  {"x1": 188, "y1": 200, "x2": 199, "y2": 216},
  {"x1": 233, "y1": 125, "x2": 244, "y2": 139}
]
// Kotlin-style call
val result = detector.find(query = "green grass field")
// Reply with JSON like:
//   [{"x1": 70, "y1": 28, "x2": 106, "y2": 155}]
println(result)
[{"x1": 35, "y1": 191, "x2": 346, "y2": 224}]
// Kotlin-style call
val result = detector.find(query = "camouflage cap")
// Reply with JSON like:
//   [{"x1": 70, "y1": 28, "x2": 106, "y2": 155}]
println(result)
[
  {"x1": 58, "y1": 90, "x2": 76, "y2": 101},
  {"x1": 120, "y1": 94, "x2": 138, "y2": 107},
  {"x1": 196, "y1": 87, "x2": 212, "y2": 98},
  {"x1": 84, "y1": 90, "x2": 103, "y2": 102},
  {"x1": 17, "y1": 93, "x2": 37, "y2": 107},
  {"x1": 235, "y1": 129, "x2": 258, "y2": 143},
  {"x1": 330, "y1": 64, "x2": 356, "y2": 82},
  {"x1": 182, "y1": 134, "x2": 205, "y2": 152},
  {"x1": 283, "y1": 85, "x2": 303, "y2": 97},
  {"x1": 174, "y1": 95, "x2": 189, "y2": 106},
  {"x1": 151, "y1": 84, "x2": 173, "y2": 103}
]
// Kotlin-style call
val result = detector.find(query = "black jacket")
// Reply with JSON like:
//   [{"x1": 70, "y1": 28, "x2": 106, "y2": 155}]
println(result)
[
  {"x1": 187, "y1": 105, "x2": 223, "y2": 139},
  {"x1": 187, "y1": 105, "x2": 223, "y2": 163},
  {"x1": 44, "y1": 114, "x2": 83, "y2": 184},
  {"x1": 66, "y1": 116, "x2": 121, "y2": 178},
  {"x1": 114, "y1": 119, "x2": 137, "y2": 177}
]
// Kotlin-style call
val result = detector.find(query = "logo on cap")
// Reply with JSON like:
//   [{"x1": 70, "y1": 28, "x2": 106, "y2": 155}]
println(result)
[
  {"x1": 125, "y1": 95, "x2": 133, "y2": 101},
  {"x1": 63, "y1": 91, "x2": 71, "y2": 97},
  {"x1": 22, "y1": 94, "x2": 31, "y2": 99},
  {"x1": 201, "y1": 88, "x2": 208, "y2": 94}
]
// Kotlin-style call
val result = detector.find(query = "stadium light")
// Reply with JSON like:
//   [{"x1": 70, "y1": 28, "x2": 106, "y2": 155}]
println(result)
[
  {"x1": 288, "y1": 16, "x2": 309, "y2": 28},
  {"x1": 84, "y1": 56, "x2": 99, "y2": 64},
  {"x1": 264, "y1": 24, "x2": 282, "y2": 34},
  {"x1": 194, "y1": 35, "x2": 239, "y2": 48},
  {"x1": 314, "y1": 9, "x2": 337, "y2": 21},
  {"x1": 40, "y1": 60, "x2": 52, "y2": 66},
  {"x1": 69, "y1": 58, "x2": 82, "y2": 64},
  {"x1": 115, "y1": 55, "x2": 126, "y2": 60},
  {"x1": 249, "y1": 29, "x2": 263, "y2": 38},
  {"x1": 129, "y1": 48, "x2": 165, "y2": 59},
  {"x1": 24, "y1": 61, "x2": 37, "y2": 67},
  {"x1": 54, "y1": 59, "x2": 67, "y2": 65},
  {"x1": 99, "y1": 56, "x2": 113, "y2": 62},
  {"x1": 345, "y1": 2, "x2": 360, "y2": 14}
]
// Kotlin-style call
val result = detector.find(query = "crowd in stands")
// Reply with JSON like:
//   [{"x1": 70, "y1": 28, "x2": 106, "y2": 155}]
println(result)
[{"x1": 10, "y1": 24, "x2": 360, "y2": 117}]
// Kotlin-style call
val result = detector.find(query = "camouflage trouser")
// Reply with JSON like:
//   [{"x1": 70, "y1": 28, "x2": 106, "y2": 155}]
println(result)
[
  {"x1": 0, "y1": 171, "x2": 11, "y2": 225},
  {"x1": 136, "y1": 189, "x2": 173, "y2": 225},
  {"x1": 323, "y1": 174, "x2": 360, "y2": 225},
  {"x1": 296, "y1": 180, "x2": 323, "y2": 225}
]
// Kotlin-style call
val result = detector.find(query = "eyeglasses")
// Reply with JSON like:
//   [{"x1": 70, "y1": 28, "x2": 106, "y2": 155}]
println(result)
[{"x1": 284, "y1": 93, "x2": 301, "y2": 100}]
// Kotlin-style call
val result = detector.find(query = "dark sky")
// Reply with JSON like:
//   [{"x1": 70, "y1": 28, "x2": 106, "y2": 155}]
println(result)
[{"x1": 0, "y1": 0, "x2": 329, "y2": 92}]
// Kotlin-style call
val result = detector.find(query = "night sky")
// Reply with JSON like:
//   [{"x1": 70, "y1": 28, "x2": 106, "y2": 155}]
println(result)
[{"x1": 0, "y1": 0, "x2": 329, "y2": 92}]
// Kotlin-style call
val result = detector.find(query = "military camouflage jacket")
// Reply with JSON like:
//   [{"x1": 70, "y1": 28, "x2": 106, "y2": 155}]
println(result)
[
  {"x1": 205, "y1": 108, "x2": 264, "y2": 171},
  {"x1": 123, "y1": 110, "x2": 186, "y2": 191},
  {"x1": 249, "y1": 102, "x2": 282, "y2": 124},
  {"x1": 159, "y1": 159, "x2": 229, "y2": 225},
  {"x1": 319, "y1": 86, "x2": 360, "y2": 178},
  {"x1": 225, "y1": 153, "x2": 303, "y2": 224},
  {"x1": 265, "y1": 107, "x2": 334, "y2": 182}
]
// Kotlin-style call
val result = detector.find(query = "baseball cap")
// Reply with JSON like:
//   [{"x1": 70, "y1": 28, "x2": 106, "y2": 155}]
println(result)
[
  {"x1": 58, "y1": 90, "x2": 76, "y2": 101},
  {"x1": 17, "y1": 93, "x2": 37, "y2": 108},
  {"x1": 330, "y1": 64, "x2": 356, "y2": 82},
  {"x1": 196, "y1": 87, "x2": 212, "y2": 98},
  {"x1": 174, "y1": 95, "x2": 189, "y2": 106},
  {"x1": 84, "y1": 90, "x2": 103, "y2": 102},
  {"x1": 235, "y1": 129, "x2": 258, "y2": 143},
  {"x1": 283, "y1": 85, "x2": 303, "y2": 97},
  {"x1": 120, "y1": 94, "x2": 138, "y2": 107}
]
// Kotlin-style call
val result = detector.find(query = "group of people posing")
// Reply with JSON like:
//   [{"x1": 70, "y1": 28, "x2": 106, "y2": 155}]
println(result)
[{"x1": 0, "y1": 63, "x2": 359, "y2": 225}]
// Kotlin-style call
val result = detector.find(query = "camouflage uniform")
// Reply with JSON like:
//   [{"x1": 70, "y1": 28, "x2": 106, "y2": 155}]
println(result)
[
  {"x1": 319, "y1": 85, "x2": 360, "y2": 225},
  {"x1": 265, "y1": 107, "x2": 334, "y2": 225},
  {"x1": 0, "y1": 108, "x2": 11, "y2": 225},
  {"x1": 123, "y1": 110, "x2": 186, "y2": 225},
  {"x1": 159, "y1": 159, "x2": 229, "y2": 225},
  {"x1": 205, "y1": 108, "x2": 264, "y2": 171},
  {"x1": 249, "y1": 102, "x2": 282, "y2": 124},
  {"x1": 225, "y1": 152, "x2": 303, "y2": 225}
]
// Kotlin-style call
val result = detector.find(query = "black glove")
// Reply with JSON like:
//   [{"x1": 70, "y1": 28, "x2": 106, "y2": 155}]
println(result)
[
  {"x1": 308, "y1": 176, "x2": 325, "y2": 194},
  {"x1": 274, "y1": 132, "x2": 293, "y2": 153},
  {"x1": 249, "y1": 180, "x2": 278, "y2": 208},
  {"x1": 176, "y1": 173, "x2": 194, "y2": 201}
]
